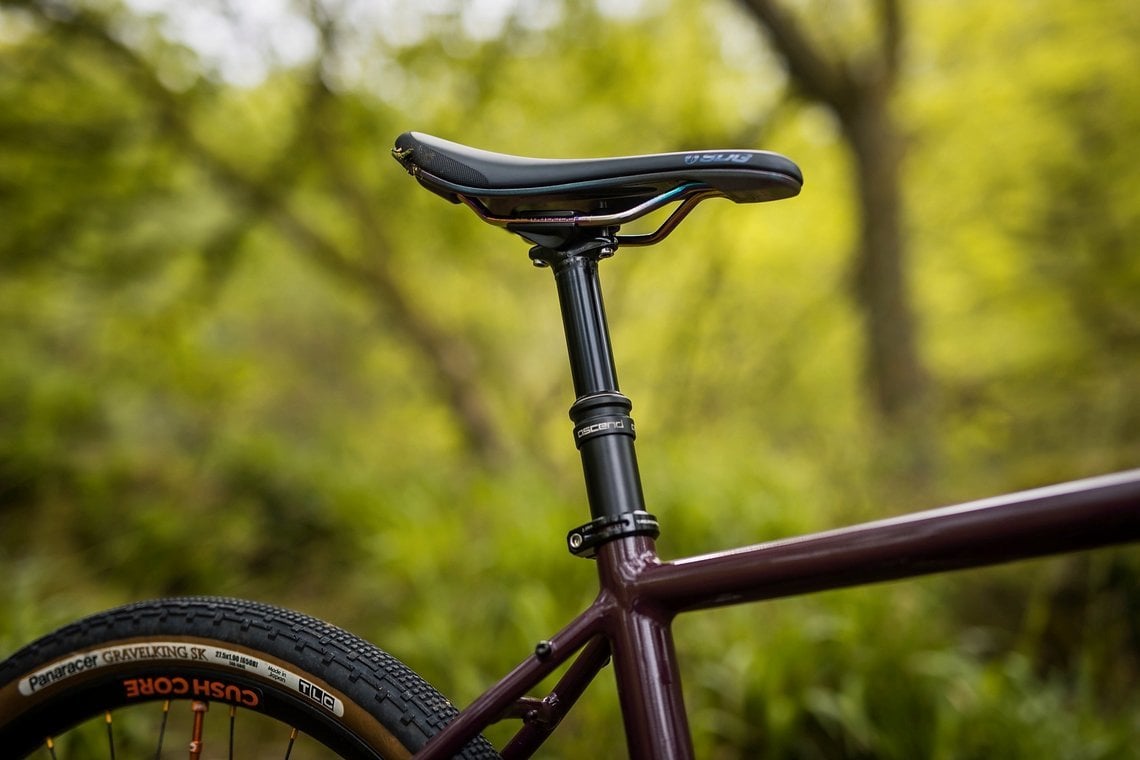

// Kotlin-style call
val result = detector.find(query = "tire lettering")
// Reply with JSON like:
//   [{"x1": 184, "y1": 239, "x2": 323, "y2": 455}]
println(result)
[
  {"x1": 18, "y1": 641, "x2": 341, "y2": 716},
  {"x1": 123, "y1": 677, "x2": 259, "y2": 707},
  {"x1": 299, "y1": 677, "x2": 338, "y2": 712}
]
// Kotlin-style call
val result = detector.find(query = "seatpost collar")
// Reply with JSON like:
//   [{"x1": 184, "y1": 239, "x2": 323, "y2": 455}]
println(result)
[{"x1": 569, "y1": 392, "x2": 636, "y2": 449}]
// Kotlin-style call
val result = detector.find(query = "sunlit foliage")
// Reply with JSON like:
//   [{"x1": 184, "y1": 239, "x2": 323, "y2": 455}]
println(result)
[{"x1": 1, "y1": 0, "x2": 1137, "y2": 756}]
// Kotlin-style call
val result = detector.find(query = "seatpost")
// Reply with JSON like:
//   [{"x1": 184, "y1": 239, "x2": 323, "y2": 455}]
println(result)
[
  {"x1": 531, "y1": 235, "x2": 692, "y2": 759},
  {"x1": 529, "y1": 235, "x2": 660, "y2": 558}
]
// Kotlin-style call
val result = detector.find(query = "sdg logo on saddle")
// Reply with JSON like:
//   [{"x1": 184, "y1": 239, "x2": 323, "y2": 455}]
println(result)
[{"x1": 684, "y1": 152, "x2": 754, "y2": 165}]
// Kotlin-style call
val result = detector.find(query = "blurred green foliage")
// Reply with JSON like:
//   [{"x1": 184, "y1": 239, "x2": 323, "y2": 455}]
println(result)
[{"x1": 1, "y1": 0, "x2": 1138, "y2": 757}]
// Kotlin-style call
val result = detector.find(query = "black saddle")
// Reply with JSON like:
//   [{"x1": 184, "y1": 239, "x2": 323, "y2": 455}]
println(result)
[{"x1": 392, "y1": 132, "x2": 802, "y2": 246}]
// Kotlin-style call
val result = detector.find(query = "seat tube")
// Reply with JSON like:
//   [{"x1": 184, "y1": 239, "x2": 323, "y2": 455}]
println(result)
[{"x1": 599, "y1": 536, "x2": 695, "y2": 760}]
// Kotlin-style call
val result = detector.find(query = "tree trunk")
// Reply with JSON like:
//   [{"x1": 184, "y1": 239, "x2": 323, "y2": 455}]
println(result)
[
  {"x1": 735, "y1": 0, "x2": 929, "y2": 428},
  {"x1": 840, "y1": 88, "x2": 928, "y2": 423}
]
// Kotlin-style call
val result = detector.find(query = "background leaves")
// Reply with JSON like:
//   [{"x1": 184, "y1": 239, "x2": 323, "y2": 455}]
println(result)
[{"x1": 1, "y1": 0, "x2": 1138, "y2": 756}]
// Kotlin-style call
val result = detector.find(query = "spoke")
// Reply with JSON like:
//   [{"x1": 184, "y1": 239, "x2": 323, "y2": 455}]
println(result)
[
  {"x1": 153, "y1": 700, "x2": 171, "y2": 760},
  {"x1": 104, "y1": 711, "x2": 116, "y2": 760},
  {"x1": 284, "y1": 727, "x2": 298, "y2": 760},
  {"x1": 228, "y1": 706, "x2": 237, "y2": 760}
]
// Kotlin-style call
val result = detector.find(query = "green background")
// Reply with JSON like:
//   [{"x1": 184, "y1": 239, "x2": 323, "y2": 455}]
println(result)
[{"x1": 2, "y1": 0, "x2": 1138, "y2": 756}]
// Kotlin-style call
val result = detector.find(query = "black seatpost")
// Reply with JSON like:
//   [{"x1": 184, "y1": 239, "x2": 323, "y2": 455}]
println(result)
[{"x1": 530, "y1": 235, "x2": 660, "y2": 558}]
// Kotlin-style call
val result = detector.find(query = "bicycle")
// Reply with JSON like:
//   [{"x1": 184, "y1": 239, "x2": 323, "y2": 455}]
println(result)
[{"x1": 1, "y1": 131, "x2": 1138, "y2": 758}]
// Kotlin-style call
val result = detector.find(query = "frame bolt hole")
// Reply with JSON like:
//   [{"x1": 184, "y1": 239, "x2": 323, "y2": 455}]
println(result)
[{"x1": 534, "y1": 640, "x2": 554, "y2": 660}]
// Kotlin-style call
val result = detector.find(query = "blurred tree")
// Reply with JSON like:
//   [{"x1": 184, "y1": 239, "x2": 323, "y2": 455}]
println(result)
[
  {"x1": 1, "y1": 0, "x2": 1138, "y2": 756},
  {"x1": 904, "y1": 0, "x2": 1140, "y2": 484},
  {"x1": 735, "y1": 0, "x2": 928, "y2": 435},
  {"x1": 1, "y1": 0, "x2": 508, "y2": 465}
]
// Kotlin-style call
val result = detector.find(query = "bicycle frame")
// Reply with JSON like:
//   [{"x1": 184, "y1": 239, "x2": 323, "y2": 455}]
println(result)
[{"x1": 415, "y1": 236, "x2": 1140, "y2": 759}]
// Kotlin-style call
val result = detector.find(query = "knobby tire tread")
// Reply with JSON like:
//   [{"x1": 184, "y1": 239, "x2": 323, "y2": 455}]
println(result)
[{"x1": 0, "y1": 596, "x2": 501, "y2": 759}]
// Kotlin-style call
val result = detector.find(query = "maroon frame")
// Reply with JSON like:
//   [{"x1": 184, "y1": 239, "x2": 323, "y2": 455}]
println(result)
[
  {"x1": 415, "y1": 470, "x2": 1140, "y2": 759},
  {"x1": 394, "y1": 187, "x2": 1140, "y2": 758}
]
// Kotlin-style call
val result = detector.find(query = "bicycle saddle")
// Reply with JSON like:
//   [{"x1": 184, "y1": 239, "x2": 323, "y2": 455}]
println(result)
[{"x1": 392, "y1": 132, "x2": 802, "y2": 246}]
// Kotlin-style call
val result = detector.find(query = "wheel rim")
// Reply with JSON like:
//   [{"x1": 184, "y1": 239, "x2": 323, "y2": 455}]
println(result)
[{"x1": 29, "y1": 699, "x2": 370, "y2": 759}]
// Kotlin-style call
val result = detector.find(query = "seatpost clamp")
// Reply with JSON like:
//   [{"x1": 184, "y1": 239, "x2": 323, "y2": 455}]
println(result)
[
  {"x1": 567, "y1": 511, "x2": 660, "y2": 559},
  {"x1": 528, "y1": 233, "x2": 618, "y2": 268}
]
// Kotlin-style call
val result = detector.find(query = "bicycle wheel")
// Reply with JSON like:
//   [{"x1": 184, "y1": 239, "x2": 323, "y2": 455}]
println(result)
[{"x1": 0, "y1": 597, "x2": 501, "y2": 759}]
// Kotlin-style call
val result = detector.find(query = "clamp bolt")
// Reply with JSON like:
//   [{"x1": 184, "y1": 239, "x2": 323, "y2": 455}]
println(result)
[{"x1": 566, "y1": 511, "x2": 660, "y2": 558}]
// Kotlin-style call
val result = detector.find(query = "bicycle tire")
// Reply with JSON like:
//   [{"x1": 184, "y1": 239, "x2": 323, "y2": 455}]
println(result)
[{"x1": 0, "y1": 597, "x2": 501, "y2": 759}]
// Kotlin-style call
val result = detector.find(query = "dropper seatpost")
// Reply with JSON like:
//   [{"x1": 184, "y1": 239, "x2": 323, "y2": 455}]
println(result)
[{"x1": 529, "y1": 236, "x2": 657, "y2": 555}]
